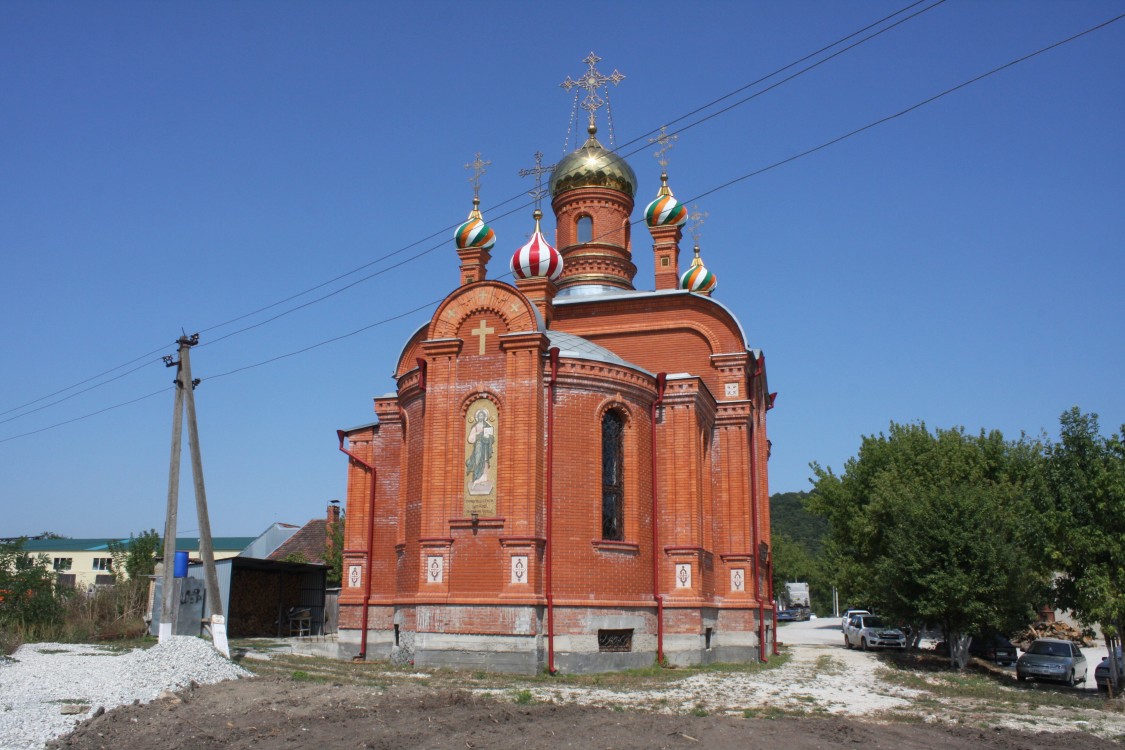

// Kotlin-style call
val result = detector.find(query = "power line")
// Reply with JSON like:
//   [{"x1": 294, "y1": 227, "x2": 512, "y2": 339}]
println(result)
[
  {"x1": 0, "y1": 387, "x2": 170, "y2": 445},
  {"x1": 0, "y1": 358, "x2": 161, "y2": 427},
  {"x1": 0, "y1": 348, "x2": 167, "y2": 418},
  {"x1": 194, "y1": 0, "x2": 950, "y2": 353},
  {"x1": 0, "y1": 0, "x2": 940, "y2": 417},
  {"x1": 205, "y1": 298, "x2": 444, "y2": 381},
  {"x1": 5, "y1": 9, "x2": 1119, "y2": 445}
]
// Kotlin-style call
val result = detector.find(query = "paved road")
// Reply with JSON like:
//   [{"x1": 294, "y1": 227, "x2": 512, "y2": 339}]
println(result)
[
  {"x1": 777, "y1": 616, "x2": 1107, "y2": 690},
  {"x1": 776, "y1": 615, "x2": 846, "y2": 646}
]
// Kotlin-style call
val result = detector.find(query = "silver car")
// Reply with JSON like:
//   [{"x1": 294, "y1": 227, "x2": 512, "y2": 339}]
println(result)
[{"x1": 1016, "y1": 638, "x2": 1088, "y2": 687}]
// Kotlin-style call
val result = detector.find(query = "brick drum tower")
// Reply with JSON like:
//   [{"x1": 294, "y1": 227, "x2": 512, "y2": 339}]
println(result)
[{"x1": 337, "y1": 56, "x2": 774, "y2": 673}]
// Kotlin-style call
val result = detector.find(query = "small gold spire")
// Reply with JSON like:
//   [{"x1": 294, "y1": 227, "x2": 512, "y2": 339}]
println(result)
[
  {"x1": 689, "y1": 245, "x2": 703, "y2": 268},
  {"x1": 467, "y1": 196, "x2": 482, "y2": 221},
  {"x1": 657, "y1": 171, "x2": 672, "y2": 198},
  {"x1": 533, "y1": 208, "x2": 543, "y2": 233}
]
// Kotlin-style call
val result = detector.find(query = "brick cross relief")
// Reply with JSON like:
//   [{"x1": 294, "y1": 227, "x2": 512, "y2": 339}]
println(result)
[{"x1": 470, "y1": 319, "x2": 495, "y2": 355}]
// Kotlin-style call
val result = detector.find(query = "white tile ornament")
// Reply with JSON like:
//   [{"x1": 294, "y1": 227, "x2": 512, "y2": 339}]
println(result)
[
  {"x1": 730, "y1": 568, "x2": 745, "y2": 592},
  {"x1": 724, "y1": 382, "x2": 739, "y2": 398},
  {"x1": 511, "y1": 555, "x2": 528, "y2": 584},
  {"x1": 427, "y1": 555, "x2": 444, "y2": 583},
  {"x1": 348, "y1": 565, "x2": 362, "y2": 589},
  {"x1": 675, "y1": 563, "x2": 692, "y2": 589}
]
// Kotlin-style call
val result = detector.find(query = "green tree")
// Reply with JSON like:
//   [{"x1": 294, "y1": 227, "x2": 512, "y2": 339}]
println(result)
[
  {"x1": 808, "y1": 422, "x2": 1049, "y2": 668},
  {"x1": 1041, "y1": 408, "x2": 1125, "y2": 691},
  {"x1": 325, "y1": 507, "x2": 344, "y2": 586},
  {"x1": 0, "y1": 539, "x2": 67, "y2": 629},
  {"x1": 107, "y1": 530, "x2": 161, "y2": 581}
]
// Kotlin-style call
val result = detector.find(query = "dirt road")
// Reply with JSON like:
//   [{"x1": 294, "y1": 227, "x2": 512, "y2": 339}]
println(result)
[{"x1": 49, "y1": 626, "x2": 1125, "y2": 750}]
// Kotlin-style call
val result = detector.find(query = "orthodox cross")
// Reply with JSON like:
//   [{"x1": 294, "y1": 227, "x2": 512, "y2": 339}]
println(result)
[
  {"x1": 470, "y1": 319, "x2": 495, "y2": 355},
  {"x1": 464, "y1": 152, "x2": 491, "y2": 200},
  {"x1": 688, "y1": 204, "x2": 708, "y2": 246},
  {"x1": 518, "y1": 150, "x2": 556, "y2": 209},
  {"x1": 649, "y1": 126, "x2": 678, "y2": 170},
  {"x1": 560, "y1": 52, "x2": 625, "y2": 127}
]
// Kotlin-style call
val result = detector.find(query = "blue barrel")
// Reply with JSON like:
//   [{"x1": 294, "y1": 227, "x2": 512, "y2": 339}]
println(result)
[{"x1": 173, "y1": 550, "x2": 189, "y2": 578}]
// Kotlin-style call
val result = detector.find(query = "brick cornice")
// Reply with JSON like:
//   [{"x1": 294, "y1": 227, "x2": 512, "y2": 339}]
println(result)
[
  {"x1": 498, "y1": 331, "x2": 549, "y2": 353},
  {"x1": 421, "y1": 338, "x2": 463, "y2": 357}
]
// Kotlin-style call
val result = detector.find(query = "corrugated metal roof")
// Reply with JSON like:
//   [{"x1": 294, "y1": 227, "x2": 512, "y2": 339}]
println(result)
[{"x1": 16, "y1": 537, "x2": 255, "y2": 553}]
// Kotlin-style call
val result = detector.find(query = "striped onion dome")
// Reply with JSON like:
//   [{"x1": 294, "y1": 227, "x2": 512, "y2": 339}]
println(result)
[
  {"x1": 511, "y1": 210, "x2": 563, "y2": 281},
  {"x1": 680, "y1": 246, "x2": 717, "y2": 294},
  {"x1": 644, "y1": 173, "x2": 688, "y2": 227},
  {"x1": 454, "y1": 197, "x2": 496, "y2": 251}
]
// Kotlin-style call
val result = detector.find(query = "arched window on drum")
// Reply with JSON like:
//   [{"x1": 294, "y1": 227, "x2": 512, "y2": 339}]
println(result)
[
  {"x1": 601, "y1": 410, "x2": 625, "y2": 541},
  {"x1": 577, "y1": 215, "x2": 593, "y2": 244}
]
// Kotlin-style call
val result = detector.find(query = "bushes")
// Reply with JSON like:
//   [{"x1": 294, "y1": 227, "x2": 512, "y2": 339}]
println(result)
[{"x1": 1, "y1": 540, "x2": 152, "y2": 655}]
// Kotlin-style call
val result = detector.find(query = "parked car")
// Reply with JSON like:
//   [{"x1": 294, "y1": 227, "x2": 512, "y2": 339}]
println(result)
[
  {"x1": 844, "y1": 614, "x2": 906, "y2": 651},
  {"x1": 778, "y1": 608, "x2": 799, "y2": 622},
  {"x1": 1093, "y1": 647, "x2": 1124, "y2": 692},
  {"x1": 840, "y1": 609, "x2": 871, "y2": 632},
  {"x1": 969, "y1": 633, "x2": 1018, "y2": 666},
  {"x1": 1016, "y1": 638, "x2": 1088, "y2": 687}
]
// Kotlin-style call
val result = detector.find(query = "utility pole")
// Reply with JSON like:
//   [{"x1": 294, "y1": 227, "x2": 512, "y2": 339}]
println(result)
[
  {"x1": 161, "y1": 334, "x2": 228, "y2": 656},
  {"x1": 159, "y1": 348, "x2": 186, "y2": 643}
]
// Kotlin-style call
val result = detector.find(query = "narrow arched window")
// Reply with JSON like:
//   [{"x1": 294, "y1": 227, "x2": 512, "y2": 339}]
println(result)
[
  {"x1": 602, "y1": 410, "x2": 625, "y2": 540},
  {"x1": 577, "y1": 215, "x2": 593, "y2": 243}
]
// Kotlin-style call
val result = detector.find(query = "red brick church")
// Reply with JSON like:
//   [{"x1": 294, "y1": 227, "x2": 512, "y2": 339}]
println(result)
[{"x1": 338, "y1": 57, "x2": 774, "y2": 673}]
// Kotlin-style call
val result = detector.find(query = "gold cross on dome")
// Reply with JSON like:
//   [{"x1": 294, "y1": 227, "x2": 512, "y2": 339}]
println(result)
[
  {"x1": 649, "y1": 126, "x2": 678, "y2": 169},
  {"x1": 560, "y1": 52, "x2": 625, "y2": 124},
  {"x1": 470, "y1": 319, "x2": 495, "y2": 355},
  {"x1": 464, "y1": 152, "x2": 491, "y2": 200},
  {"x1": 519, "y1": 150, "x2": 557, "y2": 208},
  {"x1": 688, "y1": 204, "x2": 708, "y2": 245}
]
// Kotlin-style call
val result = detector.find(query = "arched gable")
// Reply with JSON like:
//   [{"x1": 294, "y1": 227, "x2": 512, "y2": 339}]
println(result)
[{"x1": 428, "y1": 280, "x2": 540, "y2": 341}]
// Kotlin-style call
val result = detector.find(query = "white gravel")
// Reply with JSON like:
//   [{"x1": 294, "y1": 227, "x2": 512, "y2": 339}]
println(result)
[{"x1": 0, "y1": 637, "x2": 252, "y2": 750}]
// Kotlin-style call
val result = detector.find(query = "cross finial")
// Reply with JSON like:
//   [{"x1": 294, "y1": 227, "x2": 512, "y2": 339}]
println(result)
[
  {"x1": 518, "y1": 150, "x2": 557, "y2": 209},
  {"x1": 688, "y1": 204, "x2": 708, "y2": 245},
  {"x1": 560, "y1": 51, "x2": 625, "y2": 127},
  {"x1": 649, "y1": 126, "x2": 678, "y2": 169},
  {"x1": 464, "y1": 152, "x2": 491, "y2": 201}
]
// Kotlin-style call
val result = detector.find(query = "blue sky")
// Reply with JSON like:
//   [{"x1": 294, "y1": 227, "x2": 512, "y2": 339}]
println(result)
[{"x1": 2, "y1": 1, "x2": 1122, "y2": 538}]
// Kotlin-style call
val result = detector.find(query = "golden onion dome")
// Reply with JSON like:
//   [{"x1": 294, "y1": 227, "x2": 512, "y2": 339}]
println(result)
[{"x1": 549, "y1": 123, "x2": 637, "y2": 199}]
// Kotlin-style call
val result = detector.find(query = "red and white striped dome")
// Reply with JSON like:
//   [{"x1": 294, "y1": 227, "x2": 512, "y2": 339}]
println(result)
[{"x1": 511, "y1": 210, "x2": 563, "y2": 281}]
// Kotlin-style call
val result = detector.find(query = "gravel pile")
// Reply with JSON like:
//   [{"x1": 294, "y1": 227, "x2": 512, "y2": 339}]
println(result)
[{"x1": 0, "y1": 637, "x2": 251, "y2": 750}]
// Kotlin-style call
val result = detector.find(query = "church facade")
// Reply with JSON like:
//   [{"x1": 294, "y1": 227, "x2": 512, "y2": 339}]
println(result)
[{"x1": 337, "y1": 62, "x2": 775, "y2": 674}]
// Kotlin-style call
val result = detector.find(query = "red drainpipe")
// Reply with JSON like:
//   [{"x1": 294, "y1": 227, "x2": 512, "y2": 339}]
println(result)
[
  {"x1": 770, "y1": 552, "x2": 780, "y2": 656},
  {"x1": 337, "y1": 429, "x2": 377, "y2": 661},
  {"x1": 546, "y1": 347, "x2": 560, "y2": 675},
  {"x1": 749, "y1": 356, "x2": 767, "y2": 662},
  {"x1": 651, "y1": 372, "x2": 668, "y2": 665}
]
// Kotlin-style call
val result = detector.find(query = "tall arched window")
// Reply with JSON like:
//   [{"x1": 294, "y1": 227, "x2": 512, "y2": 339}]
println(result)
[
  {"x1": 577, "y1": 215, "x2": 593, "y2": 243},
  {"x1": 602, "y1": 410, "x2": 625, "y2": 540}
]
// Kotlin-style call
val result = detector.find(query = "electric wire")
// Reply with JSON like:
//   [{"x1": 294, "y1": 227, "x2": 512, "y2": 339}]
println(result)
[
  {"x1": 0, "y1": 387, "x2": 170, "y2": 445},
  {"x1": 193, "y1": 0, "x2": 951, "y2": 352},
  {"x1": 0, "y1": 0, "x2": 940, "y2": 417},
  {"x1": 3, "y1": 9, "x2": 1120, "y2": 444},
  {"x1": 175, "y1": 10, "x2": 1125, "y2": 397}
]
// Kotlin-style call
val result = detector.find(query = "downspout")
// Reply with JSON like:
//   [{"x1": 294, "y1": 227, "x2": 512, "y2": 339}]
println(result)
[
  {"x1": 766, "y1": 391, "x2": 779, "y2": 657},
  {"x1": 769, "y1": 552, "x2": 780, "y2": 655},
  {"x1": 749, "y1": 356, "x2": 767, "y2": 662},
  {"x1": 651, "y1": 372, "x2": 668, "y2": 665},
  {"x1": 546, "y1": 347, "x2": 560, "y2": 675},
  {"x1": 337, "y1": 429, "x2": 377, "y2": 662}
]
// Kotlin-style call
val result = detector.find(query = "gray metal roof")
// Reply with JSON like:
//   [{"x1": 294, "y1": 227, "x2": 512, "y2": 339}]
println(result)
[{"x1": 546, "y1": 330, "x2": 652, "y2": 376}]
